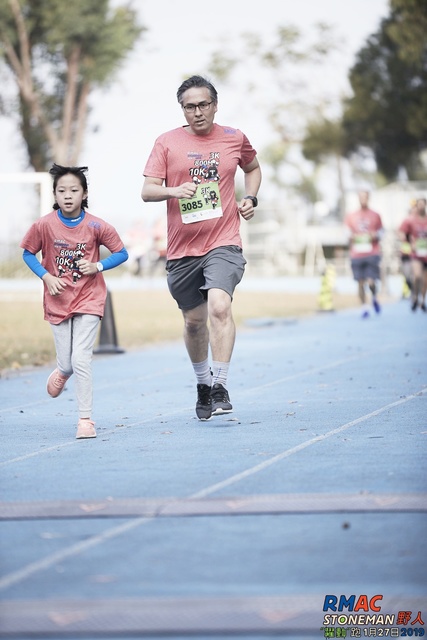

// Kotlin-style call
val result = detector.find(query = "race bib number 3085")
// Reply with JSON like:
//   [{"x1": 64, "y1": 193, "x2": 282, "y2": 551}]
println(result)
[{"x1": 179, "y1": 183, "x2": 223, "y2": 224}]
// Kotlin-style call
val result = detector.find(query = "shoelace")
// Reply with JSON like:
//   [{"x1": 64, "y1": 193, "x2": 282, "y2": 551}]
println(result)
[
  {"x1": 53, "y1": 375, "x2": 67, "y2": 388},
  {"x1": 198, "y1": 387, "x2": 211, "y2": 404},
  {"x1": 211, "y1": 388, "x2": 228, "y2": 402}
]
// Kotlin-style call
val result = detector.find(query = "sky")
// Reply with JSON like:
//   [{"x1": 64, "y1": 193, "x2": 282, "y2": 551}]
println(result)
[{"x1": 0, "y1": 0, "x2": 391, "y2": 240}]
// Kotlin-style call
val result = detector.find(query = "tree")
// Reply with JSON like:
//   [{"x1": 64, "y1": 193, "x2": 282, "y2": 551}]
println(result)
[
  {"x1": 263, "y1": 139, "x2": 321, "y2": 212},
  {"x1": 207, "y1": 23, "x2": 339, "y2": 207},
  {"x1": 302, "y1": 117, "x2": 347, "y2": 216},
  {"x1": 342, "y1": 0, "x2": 427, "y2": 180},
  {"x1": 208, "y1": 23, "x2": 338, "y2": 145},
  {"x1": 0, "y1": 0, "x2": 143, "y2": 170},
  {"x1": 387, "y1": 0, "x2": 427, "y2": 66}
]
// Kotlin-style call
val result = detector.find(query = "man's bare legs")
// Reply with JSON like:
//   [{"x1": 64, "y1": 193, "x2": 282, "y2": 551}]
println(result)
[
  {"x1": 358, "y1": 280, "x2": 367, "y2": 305},
  {"x1": 182, "y1": 288, "x2": 235, "y2": 365},
  {"x1": 411, "y1": 259, "x2": 427, "y2": 311},
  {"x1": 182, "y1": 302, "x2": 209, "y2": 364},
  {"x1": 358, "y1": 278, "x2": 380, "y2": 317},
  {"x1": 182, "y1": 288, "x2": 235, "y2": 419},
  {"x1": 182, "y1": 302, "x2": 212, "y2": 420},
  {"x1": 207, "y1": 288, "x2": 235, "y2": 363}
]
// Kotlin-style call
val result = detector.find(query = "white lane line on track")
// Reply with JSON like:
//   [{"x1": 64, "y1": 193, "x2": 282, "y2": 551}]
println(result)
[
  {"x1": 0, "y1": 400, "x2": 49, "y2": 413},
  {"x1": 0, "y1": 341, "x2": 400, "y2": 417},
  {"x1": 0, "y1": 406, "x2": 192, "y2": 467},
  {"x1": 0, "y1": 386, "x2": 425, "y2": 591},
  {"x1": 0, "y1": 368, "x2": 185, "y2": 415},
  {"x1": 0, "y1": 517, "x2": 152, "y2": 590},
  {"x1": 191, "y1": 387, "x2": 427, "y2": 498},
  {"x1": 0, "y1": 346, "x2": 403, "y2": 467}
]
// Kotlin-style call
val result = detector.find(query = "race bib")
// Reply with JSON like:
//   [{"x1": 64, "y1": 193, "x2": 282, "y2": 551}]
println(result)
[
  {"x1": 415, "y1": 238, "x2": 427, "y2": 257},
  {"x1": 400, "y1": 241, "x2": 411, "y2": 255},
  {"x1": 353, "y1": 234, "x2": 372, "y2": 253},
  {"x1": 179, "y1": 183, "x2": 223, "y2": 224}
]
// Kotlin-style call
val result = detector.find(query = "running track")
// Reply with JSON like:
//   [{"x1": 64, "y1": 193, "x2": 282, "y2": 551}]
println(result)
[{"x1": 0, "y1": 293, "x2": 426, "y2": 639}]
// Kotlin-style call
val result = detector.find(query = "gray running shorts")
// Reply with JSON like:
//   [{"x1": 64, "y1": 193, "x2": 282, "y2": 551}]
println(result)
[
  {"x1": 351, "y1": 254, "x2": 381, "y2": 281},
  {"x1": 166, "y1": 245, "x2": 246, "y2": 310}
]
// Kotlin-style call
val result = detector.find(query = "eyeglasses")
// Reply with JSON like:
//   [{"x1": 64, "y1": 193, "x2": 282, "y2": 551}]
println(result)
[{"x1": 182, "y1": 101, "x2": 214, "y2": 113}]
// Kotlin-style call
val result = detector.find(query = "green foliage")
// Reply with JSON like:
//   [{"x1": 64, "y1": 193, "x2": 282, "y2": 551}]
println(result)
[
  {"x1": 388, "y1": 0, "x2": 427, "y2": 65},
  {"x1": 343, "y1": 0, "x2": 427, "y2": 180},
  {"x1": 32, "y1": 1, "x2": 141, "y2": 84},
  {"x1": 208, "y1": 22, "x2": 339, "y2": 143},
  {"x1": 302, "y1": 118, "x2": 345, "y2": 163},
  {"x1": 0, "y1": 0, "x2": 143, "y2": 169},
  {"x1": 207, "y1": 22, "x2": 341, "y2": 206}
]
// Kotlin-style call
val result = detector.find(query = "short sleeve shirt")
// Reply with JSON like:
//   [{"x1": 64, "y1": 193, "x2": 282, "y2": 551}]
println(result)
[
  {"x1": 20, "y1": 211, "x2": 124, "y2": 324},
  {"x1": 143, "y1": 123, "x2": 257, "y2": 260},
  {"x1": 400, "y1": 215, "x2": 427, "y2": 261},
  {"x1": 344, "y1": 208, "x2": 383, "y2": 258}
]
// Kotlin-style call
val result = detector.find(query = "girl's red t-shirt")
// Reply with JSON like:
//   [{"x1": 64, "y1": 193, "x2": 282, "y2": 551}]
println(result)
[{"x1": 21, "y1": 211, "x2": 124, "y2": 324}]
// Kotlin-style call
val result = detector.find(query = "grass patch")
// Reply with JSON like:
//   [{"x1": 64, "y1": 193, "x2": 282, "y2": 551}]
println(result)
[{"x1": 0, "y1": 286, "x2": 359, "y2": 374}]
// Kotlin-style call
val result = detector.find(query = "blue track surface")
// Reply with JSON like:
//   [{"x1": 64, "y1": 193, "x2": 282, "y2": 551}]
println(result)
[{"x1": 0, "y1": 297, "x2": 426, "y2": 639}]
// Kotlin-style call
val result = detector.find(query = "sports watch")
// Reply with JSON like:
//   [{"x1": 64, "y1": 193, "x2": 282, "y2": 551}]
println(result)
[
  {"x1": 244, "y1": 195, "x2": 258, "y2": 207},
  {"x1": 96, "y1": 262, "x2": 104, "y2": 272}
]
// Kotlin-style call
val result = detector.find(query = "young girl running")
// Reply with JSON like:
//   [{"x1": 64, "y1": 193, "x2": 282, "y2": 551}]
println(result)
[{"x1": 20, "y1": 164, "x2": 128, "y2": 439}]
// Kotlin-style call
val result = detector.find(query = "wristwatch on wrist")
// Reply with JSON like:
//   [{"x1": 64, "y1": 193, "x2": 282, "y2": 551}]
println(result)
[
  {"x1": 96, "y1": 262, "x2": 104, "y2": 272},
  {"x1": 244, "y1": 195, "x2": 258, "y2": 208}
]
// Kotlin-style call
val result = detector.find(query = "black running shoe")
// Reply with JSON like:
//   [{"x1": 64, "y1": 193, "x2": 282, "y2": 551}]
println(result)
[
  {"x1": 211, "y1": 383, "x2": 233, "y2": 415},
  {"x1": 196, "y1": 384, "x2": 212, "y2": 421}
]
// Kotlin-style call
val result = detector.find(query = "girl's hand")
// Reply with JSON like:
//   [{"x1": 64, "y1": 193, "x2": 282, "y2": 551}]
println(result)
[
  {"x1": 42, "y1": 273, "x2": 68, "y2": 296},
  {"x1": 76, "y1": 259, "x2": 97, "y2": 275}
]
